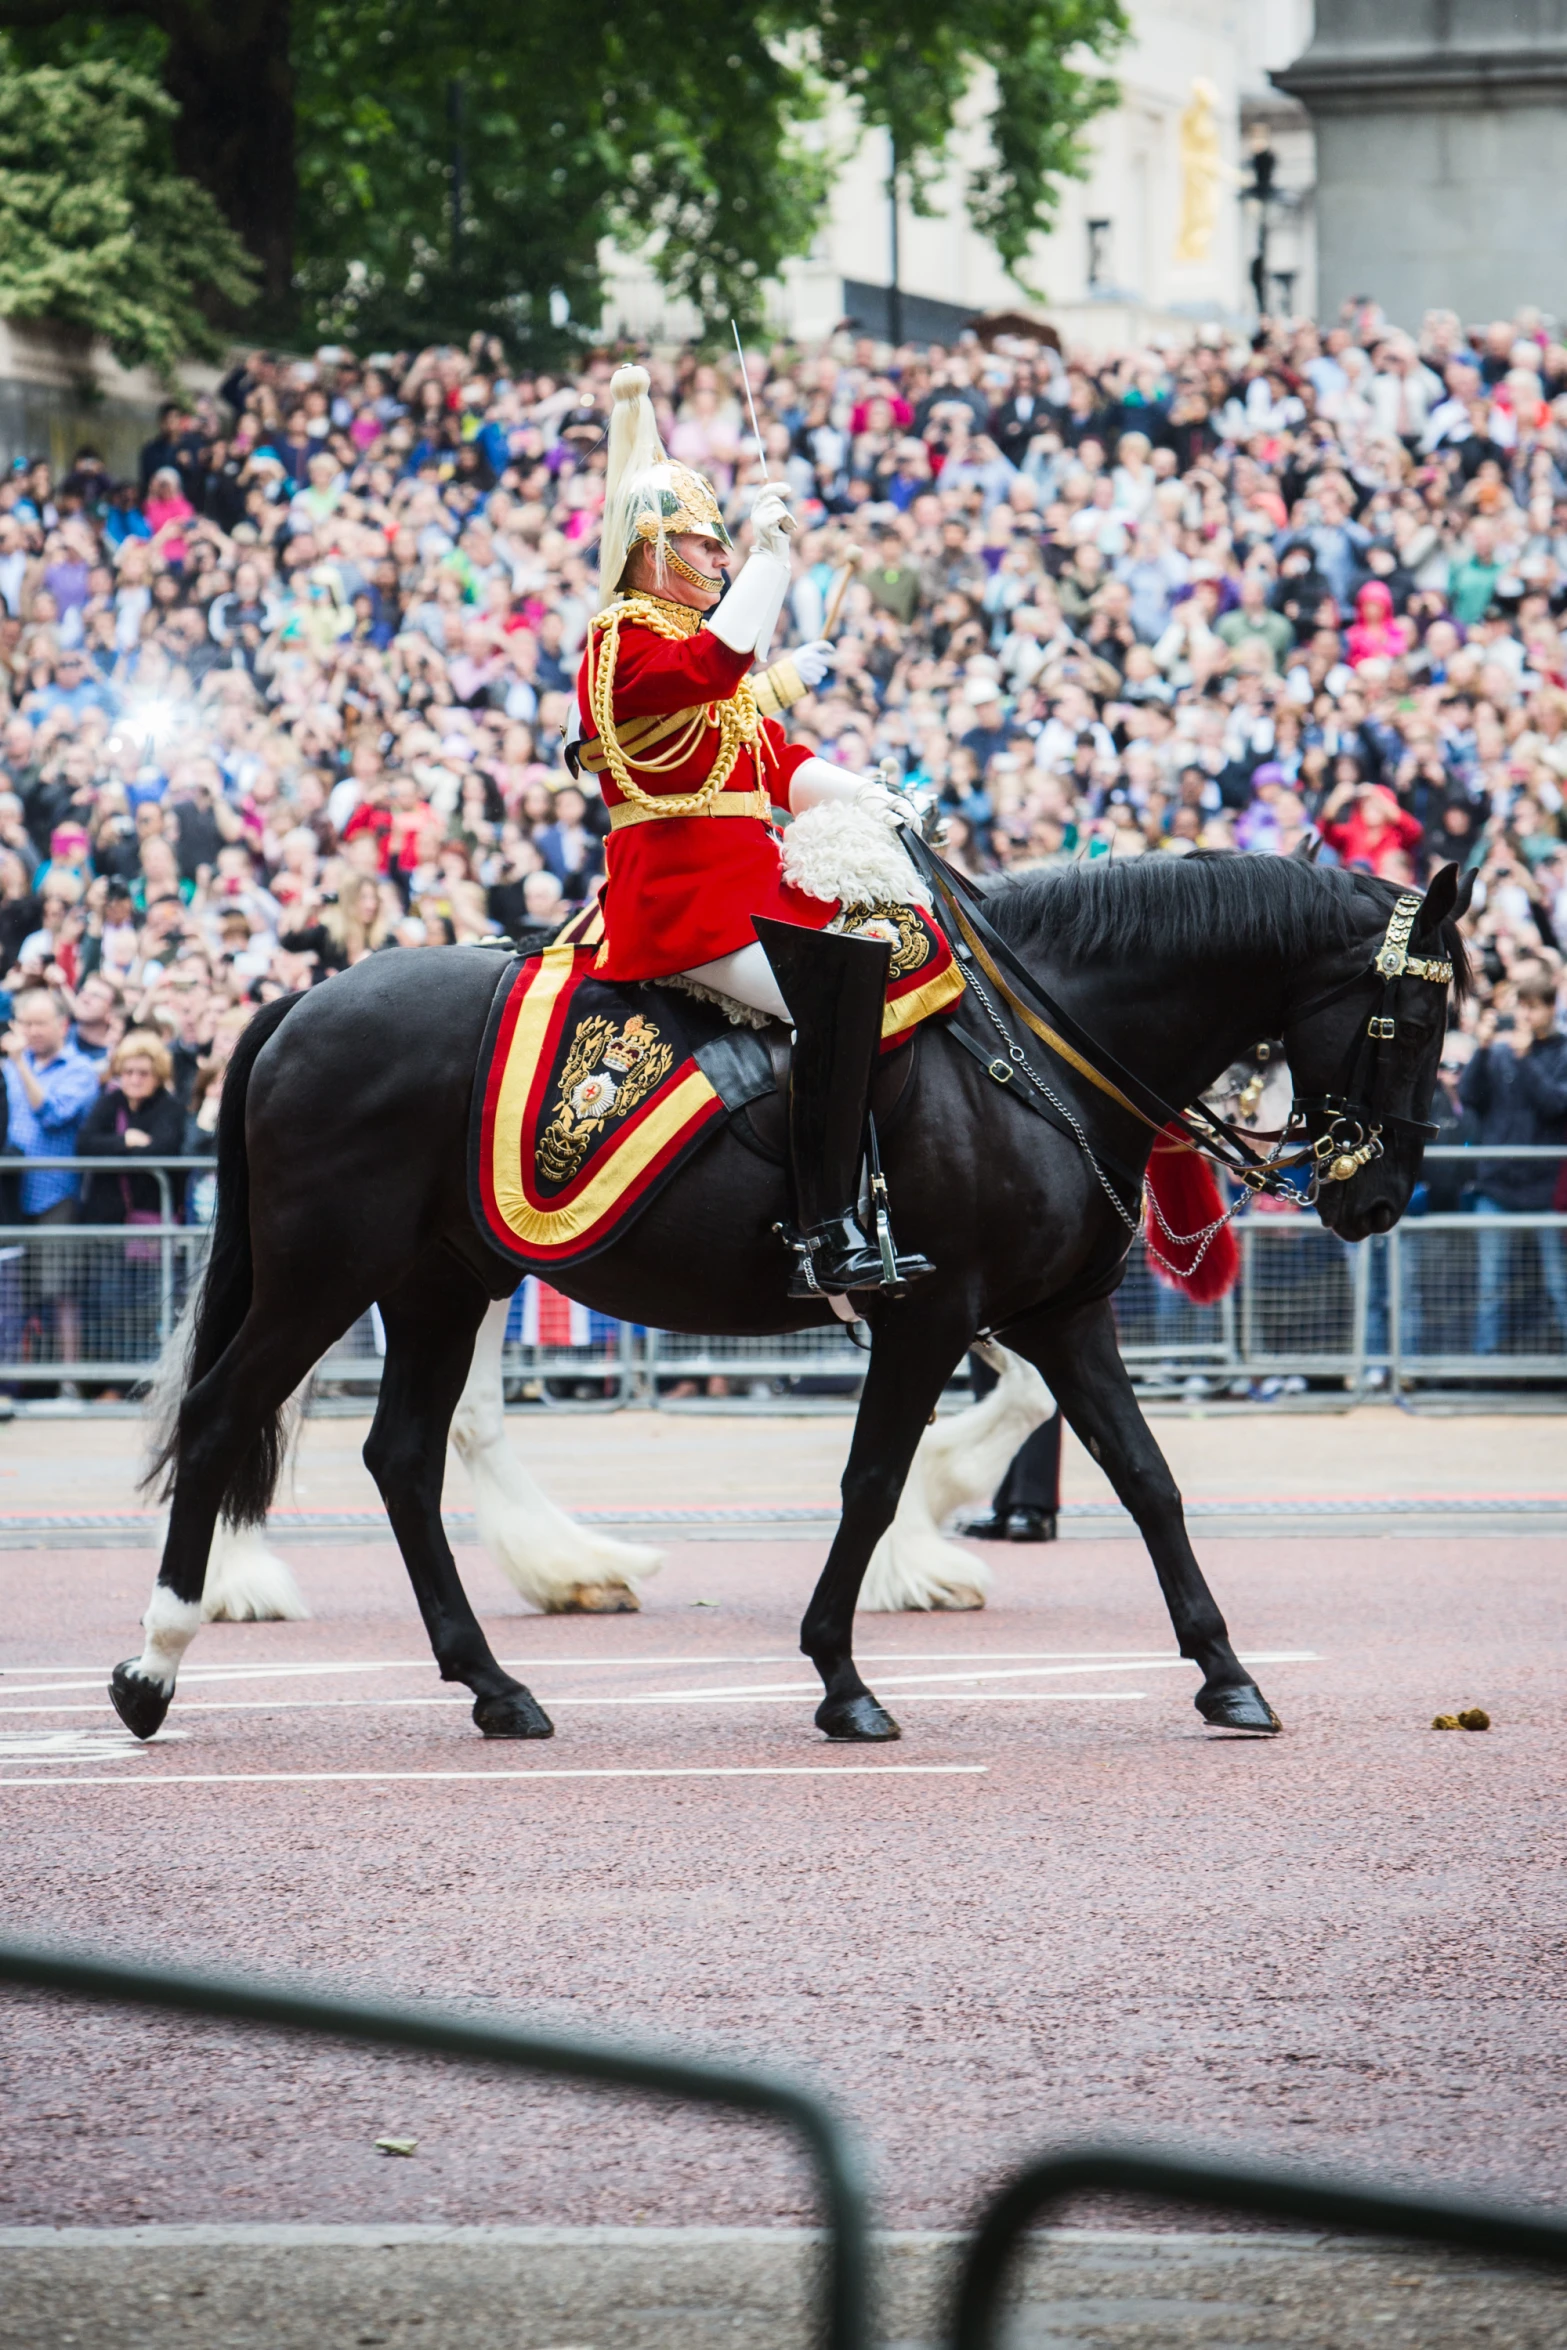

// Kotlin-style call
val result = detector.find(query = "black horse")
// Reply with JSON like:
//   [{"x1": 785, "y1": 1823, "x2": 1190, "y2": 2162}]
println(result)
[{"x1": 112, "y1": 852, "x2": 1469, "y2": 1747}]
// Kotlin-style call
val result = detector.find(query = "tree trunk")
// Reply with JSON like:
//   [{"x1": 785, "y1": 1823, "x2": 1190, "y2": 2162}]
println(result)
[{"x1": 161, "y1": 0, "x2": 296, "y2": 321}]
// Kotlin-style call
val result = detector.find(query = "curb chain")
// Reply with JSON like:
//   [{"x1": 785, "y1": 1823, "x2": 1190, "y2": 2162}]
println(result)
[{"x1": 963, "y1": 961, "x2": 1248, "y2": 1283}]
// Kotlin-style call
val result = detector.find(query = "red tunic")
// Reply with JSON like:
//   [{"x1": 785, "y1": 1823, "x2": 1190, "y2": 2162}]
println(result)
[{"x1": 576, "y1": 614, "x2": 836, "y2": 982}]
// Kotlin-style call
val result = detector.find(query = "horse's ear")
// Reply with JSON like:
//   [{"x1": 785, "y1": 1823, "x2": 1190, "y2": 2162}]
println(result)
[
  {"x1": 1418, "y1": 861, "x2": 1461, "y2": 930},
  {"x1": 1454, "y1": 865, "x2": 1479, "y2": 920},
  {"x1": 1292, "y1": 829, "x2": 1323, "y2": 863}
]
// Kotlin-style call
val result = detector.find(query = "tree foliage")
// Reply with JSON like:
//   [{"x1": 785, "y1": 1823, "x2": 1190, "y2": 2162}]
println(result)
[
  {"x1": 0, "y1": 0, "x2": 1128, "y2": 355},
  {"x1": 805, "y1": 0, "x2": 1130, "y2": 284},
  {"x1": 0, "y1": 41, "x2": 257, "y2": 373},
  {"x1": 295, "y1": 0, "x2": 1127, "y2": 345},
  {"x1": 294, "y1": 0, "x2": 831, "y2": 351}
]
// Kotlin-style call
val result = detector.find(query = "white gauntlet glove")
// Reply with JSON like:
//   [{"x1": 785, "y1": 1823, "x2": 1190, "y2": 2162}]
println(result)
[
  {"x1": 854, "y1": 779, "x2": 921, "y2": 830},
  {"x1": 748, "y1": 480, "x2": 796, "y2": 559},
  {"x1": 791, "y1": 639, "x2": 836, "y2": 691},
  {"x1": 706, "y1": 545, "x2": 792, "y2": 660},
  {"x1": 789, "y1": 757, "x2": 918, "y2": 826}
]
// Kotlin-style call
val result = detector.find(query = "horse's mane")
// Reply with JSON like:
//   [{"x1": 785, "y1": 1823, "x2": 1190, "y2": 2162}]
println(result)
[{"x1": 984, "y1": 852, "x2": 1471, "y2": 993}]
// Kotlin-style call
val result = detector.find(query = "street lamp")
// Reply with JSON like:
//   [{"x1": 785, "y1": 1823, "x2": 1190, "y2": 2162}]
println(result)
[{"x1": 1244, "y1": 138, "x2": 1277, "y2": 318}]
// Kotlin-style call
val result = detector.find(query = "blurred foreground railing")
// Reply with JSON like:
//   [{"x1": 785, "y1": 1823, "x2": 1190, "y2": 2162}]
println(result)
[
  {"x1": 5, "y1": 1940, "x2": 1567, "y2": 2350},
  {"x1": 0, "y1": 1149, "x2": 1559, "y2": 1404}
]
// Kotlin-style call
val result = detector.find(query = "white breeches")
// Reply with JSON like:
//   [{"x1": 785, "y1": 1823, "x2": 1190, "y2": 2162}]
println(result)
[{"x1": 681, "y1": 943, "x2": 792, "y2": 1022}]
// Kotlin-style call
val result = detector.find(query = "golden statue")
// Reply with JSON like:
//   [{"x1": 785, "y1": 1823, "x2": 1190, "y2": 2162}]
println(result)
[{"x1": 1175, "y1": 76, "x2": 1223, "y2": 266}]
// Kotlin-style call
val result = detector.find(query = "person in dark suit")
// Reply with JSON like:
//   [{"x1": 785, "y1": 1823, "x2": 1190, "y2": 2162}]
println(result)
[
  {"x1": 534, "y1": 785, "x2": 605, "y2": 903},
  {"x1": 988, "y1": 362, "x2": 1050, "y2": 469},
  {"x1": 958, "y1": 1348, "x2": 1061, "y2": 1541}
]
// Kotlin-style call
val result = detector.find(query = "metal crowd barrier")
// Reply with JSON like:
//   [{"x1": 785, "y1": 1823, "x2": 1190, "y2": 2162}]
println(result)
[
  {"x1": 0, "y1": 1150, "x2": 1559, "y2": 1402},
  {"x1": 950, "y1": 2141, "x2": 1567, "y2": 2350},
  {"x1": 5, "y1": 1941, "x2": 1567, "y2": 2350},
  {"x1": 0, "y1": 1154, "x2": 210, "y2": 1391},
  {"x1": 1114, "y1": 1147, "x2": 1567, "y2": 1399},
  {"x1": 0, "y1": 1940, "x2": 868, "y2": 2350}
]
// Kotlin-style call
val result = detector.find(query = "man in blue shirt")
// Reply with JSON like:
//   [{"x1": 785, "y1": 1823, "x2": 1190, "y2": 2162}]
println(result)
[
  {"x1": 2, "y1": 985, "x2": 101, "y2": 1383},
  {"x1": 1276, "y1": 478, "x2": 1371, "y2": 608},
  {"x1": 32, "y1": 647, "x2": 117, "y2": 725}
]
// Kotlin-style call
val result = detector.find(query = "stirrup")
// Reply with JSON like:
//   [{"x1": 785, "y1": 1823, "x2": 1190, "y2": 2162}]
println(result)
[{"x1": 775, "y1": 1218, "x2": 933, "y2": 1300}]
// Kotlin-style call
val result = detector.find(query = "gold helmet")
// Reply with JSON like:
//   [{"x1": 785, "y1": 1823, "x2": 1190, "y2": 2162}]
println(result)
[
  {"x1": 598, "y1": 367, "x2": 731, "y2": 609},
  {"x1": 626, "y1": 461, "x2": 732, "y2": 557}
]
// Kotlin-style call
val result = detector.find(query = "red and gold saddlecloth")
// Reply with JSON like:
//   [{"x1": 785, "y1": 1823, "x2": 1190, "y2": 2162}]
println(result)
[{"x1": 470, "y1": 900, "x2": 962, "y2": 1272}]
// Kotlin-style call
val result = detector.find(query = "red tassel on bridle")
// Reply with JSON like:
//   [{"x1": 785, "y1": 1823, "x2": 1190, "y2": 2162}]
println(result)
[{"x1": 1143, "y1": 1124, "x2": 1240, "y2": 1304}]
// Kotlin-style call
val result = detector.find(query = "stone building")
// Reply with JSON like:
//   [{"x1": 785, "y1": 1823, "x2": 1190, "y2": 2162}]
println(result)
[{"x1": 1274, "y1": 0, "x2": 1567, "y2": 331}]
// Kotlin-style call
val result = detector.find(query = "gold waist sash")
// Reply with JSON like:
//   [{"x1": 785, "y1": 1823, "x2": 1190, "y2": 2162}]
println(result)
[{"x1": 608, "y1": 787, "x2": 772, "y2": 832}]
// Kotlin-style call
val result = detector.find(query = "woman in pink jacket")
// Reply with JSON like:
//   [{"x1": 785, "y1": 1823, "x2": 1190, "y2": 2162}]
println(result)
[{"x1": 1319, "y1": 777, "x2": 1425, "y2": 877}]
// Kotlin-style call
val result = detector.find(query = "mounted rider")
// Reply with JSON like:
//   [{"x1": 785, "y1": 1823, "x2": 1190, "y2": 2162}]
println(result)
[{"x1": 572, "y1": 363, "x2": 934, "y2": 1298}]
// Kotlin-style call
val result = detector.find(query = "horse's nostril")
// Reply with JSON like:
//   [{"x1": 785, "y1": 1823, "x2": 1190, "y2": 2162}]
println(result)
[{"x1": 1366, "y1": 1200, "x2": 1396, "y2": 1235}]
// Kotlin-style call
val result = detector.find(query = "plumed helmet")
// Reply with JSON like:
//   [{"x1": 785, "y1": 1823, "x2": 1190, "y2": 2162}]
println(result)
[{"x1": 598, "y1": 365, "x2": 732, "y2": 609}]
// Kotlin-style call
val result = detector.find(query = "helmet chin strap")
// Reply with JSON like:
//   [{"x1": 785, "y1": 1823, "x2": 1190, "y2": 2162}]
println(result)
[{"x1": 661, "y1": 542, "x2": 724, "y2": 596}]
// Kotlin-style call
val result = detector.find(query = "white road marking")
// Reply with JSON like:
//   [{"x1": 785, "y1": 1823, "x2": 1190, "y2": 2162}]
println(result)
[
  {"x1": 0, "y1": 1653, "x2": 1312, "y2": 1721},
  {"x1": 0, "y1": 1648, "x2": 1317, "y2": 1700},
  {"x1": 0, "y1": 1762, "x2": 990, "y2": 1788},
  {"x1": 0, "y1": 1727, "x2": 186, "y2": 1762},
  {"x1": 0, "y1": 1649, "x2": 1159, "y2": 1693},
  {"x1": 0, "y1": 1694, "x2": 1149, "y2": 1727}
]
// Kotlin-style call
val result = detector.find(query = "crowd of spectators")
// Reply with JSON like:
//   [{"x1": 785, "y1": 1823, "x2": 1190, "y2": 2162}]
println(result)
[{"x1": 0, "y1": 297, "x2": 1562, "y2": 1374}]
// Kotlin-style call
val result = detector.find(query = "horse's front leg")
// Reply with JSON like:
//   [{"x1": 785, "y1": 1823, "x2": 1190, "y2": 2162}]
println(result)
[
  {"x1": 1006, "y1": 1297, "x2": 1281, "y2": 1735},
  {"x1": 801, "y1": 1309, "x2": 971, "y2": 1740}
]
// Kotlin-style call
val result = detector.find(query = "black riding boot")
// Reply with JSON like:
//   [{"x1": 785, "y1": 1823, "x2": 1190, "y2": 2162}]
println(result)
[{"x1": 754, "y1": 916, "x2": 934, "y2": 1297}]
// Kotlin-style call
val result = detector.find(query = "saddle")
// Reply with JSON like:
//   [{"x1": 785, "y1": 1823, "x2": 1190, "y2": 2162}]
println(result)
[
  {"x1": 469, "y1": 928, "x2": 930, "y2": 1275},
  {"x1": 727, "y1": 1025, "x2": 918, "y2": 1166}
]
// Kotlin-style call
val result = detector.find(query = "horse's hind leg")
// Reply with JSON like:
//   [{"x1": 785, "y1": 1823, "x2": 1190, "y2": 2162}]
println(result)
[
  {"x1": 450, "y1": 1296, "x2": 658, "y2": 1613},
  {"x1": 1006, "y1": 1297, "x2": 1280, "y2": 1734},
  {"x1": 365, "y1": 1255, "x2": 552, "y2": 1740},
  {"x1": 110, "y1": 1298, "x2": 354, "y2": 1740}
]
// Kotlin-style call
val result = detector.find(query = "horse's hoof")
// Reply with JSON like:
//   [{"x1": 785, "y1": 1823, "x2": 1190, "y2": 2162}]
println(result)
[
  {"x1": 109, "y1": 1662, "x2": 171, "y2": 1742},
  {"x1": 550, "y1": 1583, "x2": 640, "y2": 1615},
  {"x1": 473, "y1": 1689, "x2": 555, "y2": 1739},
  {"x1": 1196, "y1": 1681, "x2": 1281, "y2": 1735},
  {"x1": 816, "y1": 1693, "x2": 902, "y2": 1742}
]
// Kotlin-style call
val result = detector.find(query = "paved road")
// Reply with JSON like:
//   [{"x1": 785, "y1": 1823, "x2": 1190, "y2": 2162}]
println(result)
[
  {"x1": 4, "y1": 2227, "x2": 1566, "y2": 2349},
  {"x1": 2, "y1": 1499, "x2": 1565, "y2": 2241},
  {"x1": 4, "y1": 1399, "x2": 1567, "y2": 1519}
]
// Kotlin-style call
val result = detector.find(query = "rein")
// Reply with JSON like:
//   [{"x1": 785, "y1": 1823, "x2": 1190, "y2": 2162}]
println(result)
[{"x1": 905, "y1": 837, "x2": 1453, "y2": 1205}]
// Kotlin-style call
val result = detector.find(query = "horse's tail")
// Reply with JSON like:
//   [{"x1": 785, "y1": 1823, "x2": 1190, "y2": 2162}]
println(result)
[{"x1": 141, "y1": 992, "x2": 302, "y2": 1521}]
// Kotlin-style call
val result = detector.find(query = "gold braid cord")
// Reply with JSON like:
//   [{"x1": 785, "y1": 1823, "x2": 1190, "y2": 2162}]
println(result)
[{"x1": 587, "y1": 595, "x2": 766, "y2": 818}]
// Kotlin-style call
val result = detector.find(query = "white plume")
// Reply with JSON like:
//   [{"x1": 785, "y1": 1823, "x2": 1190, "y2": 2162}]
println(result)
[{"x1": 600, "y1": 365, "x2": 667, "y2": 609}]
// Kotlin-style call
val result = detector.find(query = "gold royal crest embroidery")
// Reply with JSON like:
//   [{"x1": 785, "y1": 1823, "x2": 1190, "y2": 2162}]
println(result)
[
  {"x1": 537, "y1": 1012, "x2": 675, "y2": 1185},
  {"x1": 830, "y1": 902, "x2": 932, "y2": 980}
]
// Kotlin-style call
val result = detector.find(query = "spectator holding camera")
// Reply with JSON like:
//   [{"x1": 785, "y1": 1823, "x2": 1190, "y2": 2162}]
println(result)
[
  {"x1": 1318, "y1": 776, "x2": 1425, "y2": 879},
  {"x1": 1, "y1": 983, "x2": 99, "y2": 1384},
  {"x1": 77, "y1": 1027, "x2": 186, "y2": 1369}
]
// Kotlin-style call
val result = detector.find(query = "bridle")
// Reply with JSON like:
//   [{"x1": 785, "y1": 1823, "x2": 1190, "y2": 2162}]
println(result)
[
  {"x1": 907, "y1": 840, "x2": 1455, "y2": 1217},
  {"x1": 1270, "y1": 889, "x2": 1454, "y2": 1193}
]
